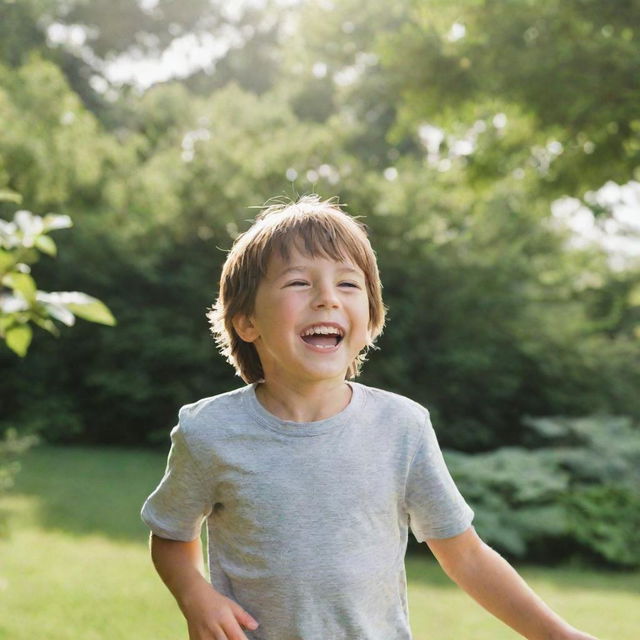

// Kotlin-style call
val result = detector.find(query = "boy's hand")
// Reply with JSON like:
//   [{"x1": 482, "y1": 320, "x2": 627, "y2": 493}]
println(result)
[
  {"x1": 149, "y1": 535, "x2": 259, "y2": 639},
  {"x1": 181, "y1": 580, "x2": 259, "y2": 640},
  {"x1": 426, "y1": 528, "x2": 600, "y2": 640}
]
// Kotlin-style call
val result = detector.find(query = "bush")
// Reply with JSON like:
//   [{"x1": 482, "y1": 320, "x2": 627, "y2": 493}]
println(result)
[
  {"x1": 445, "y1": 414, "x2": 640, "y2": 567},
  {"x1": 565, "y1": 484, "x2": 640, "y2": 568}
]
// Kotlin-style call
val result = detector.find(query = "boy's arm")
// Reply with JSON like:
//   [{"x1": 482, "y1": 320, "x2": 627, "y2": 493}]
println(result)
[
  {"x1": 150, "y1": 534, "x2": 259, "y2": 640},
  {"x1": 425, "y1": 527, "x2": 599, "y2": 640}
]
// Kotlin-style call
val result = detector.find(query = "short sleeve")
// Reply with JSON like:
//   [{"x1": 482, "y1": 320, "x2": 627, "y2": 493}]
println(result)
[
  {"x1": 405, "y1": 411, "x2": 474, "y2": 541},
  {"x1": 140, "y1": 422, "x2": 213, "y2": 541}
]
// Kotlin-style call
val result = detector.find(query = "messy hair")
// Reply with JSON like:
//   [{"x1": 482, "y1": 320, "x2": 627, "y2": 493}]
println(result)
[{"x1": 206, "y1": 194, "x2": 386, "y2": 383}]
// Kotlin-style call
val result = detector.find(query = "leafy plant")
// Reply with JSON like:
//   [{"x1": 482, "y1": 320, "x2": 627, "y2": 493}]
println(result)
[
  {"x1": 0, "y1": 191, "x2": 117, "y2": 538},
  {"x1": 446, "y1": 414, "x2": 640, "y2": 567},
  {"x1": 565, "y1": 484, "x2": 640, "y2": 568},
  {"x1": 0, "y1": 195, "x2": 116, "y2": 357}
]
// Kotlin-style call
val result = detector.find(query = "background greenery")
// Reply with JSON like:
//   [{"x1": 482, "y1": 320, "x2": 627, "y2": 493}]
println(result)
[
  {"x1": 1, "y1": 446, "x2": 637, "y2": 639},
  {"x1": 1, "y1": 0, "x2": 639, "y2": 568}
]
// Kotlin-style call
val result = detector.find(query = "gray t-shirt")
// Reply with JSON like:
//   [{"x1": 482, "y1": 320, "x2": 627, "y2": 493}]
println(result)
[{"x1": 141, "y1": 381, "x2": 474, "y2": 640}]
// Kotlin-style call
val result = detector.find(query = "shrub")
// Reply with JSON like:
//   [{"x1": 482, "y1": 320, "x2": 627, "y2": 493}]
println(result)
[{"x1": 445, "y1": 414, "x2": 640, "y2": 567}]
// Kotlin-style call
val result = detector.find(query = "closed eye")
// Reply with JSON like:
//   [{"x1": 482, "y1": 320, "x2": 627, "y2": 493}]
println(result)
[{"x1": 285, "y1": 280, "x2": 361, "y2": 288}]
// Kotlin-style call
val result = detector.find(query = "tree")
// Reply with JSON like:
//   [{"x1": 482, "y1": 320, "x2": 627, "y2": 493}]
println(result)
[
  {"x1": 1, "y1": 0, "x2": 639, "y2": 458},
  {"x1": 0, "y1": 0, "x2": 290, "y2": 122},
  {"x1": 378, "y1": 0, "x2": 640, "y2": 199}
]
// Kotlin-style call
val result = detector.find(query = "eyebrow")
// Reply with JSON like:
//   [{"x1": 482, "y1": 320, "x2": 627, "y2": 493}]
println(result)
[{"x1": 277, "y1": 265, "x2": 364, "y2": 278}]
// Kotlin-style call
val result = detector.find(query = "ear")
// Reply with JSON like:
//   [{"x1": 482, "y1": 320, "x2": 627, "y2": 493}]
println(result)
[{"x1": 232, "y1": 313, "x2": 259, "y2": 343}]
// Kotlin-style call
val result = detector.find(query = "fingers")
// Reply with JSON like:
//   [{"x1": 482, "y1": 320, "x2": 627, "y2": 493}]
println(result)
[
  {"x1": 187, "y1": 621, "x2": 228, "y2": 640},
  {"x1": 219, "y1": 620, "x2": 249, "y2": 640},
  {"x1": 185, "y1": 592, "x2": 258, "y2": 640},
  {"x1": 228, "y1": 599, "x2": 259, "y2": 632},
  {"x1": 212, "y1": 604, "x2": 258, "y2": 640},
  {"x1": 212, "y1": 628, "x2": 228, "y2": 640},
  {"x1": 189, "y1": 619, "x2": 248, "y2": 640}
]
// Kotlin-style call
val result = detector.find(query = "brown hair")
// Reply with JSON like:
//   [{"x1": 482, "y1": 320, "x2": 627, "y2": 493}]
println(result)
[{"x1": 206, "y1": 194, "x2": 386, "y2": 383}]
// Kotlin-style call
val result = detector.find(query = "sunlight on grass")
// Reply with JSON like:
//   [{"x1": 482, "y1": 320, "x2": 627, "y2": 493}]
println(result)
[
  {"x1": 1, "y1": 446, "x2": 638, "y2": 639},
  {"x1": 0, "y1": 527, "x2": 184, "y2": 640},
  {"x1": 405, "y1": 555, "x2": 639, "y2": 639}
]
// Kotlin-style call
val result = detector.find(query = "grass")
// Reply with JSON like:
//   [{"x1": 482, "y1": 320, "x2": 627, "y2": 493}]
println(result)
[{"x1": 1, "y1": 446, "x2": 638, "y2": 640}]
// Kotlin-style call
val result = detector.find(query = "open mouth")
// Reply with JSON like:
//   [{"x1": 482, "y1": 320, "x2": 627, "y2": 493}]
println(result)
[
  {"x1": 300, "y1": 325, "x2": 344, "y2": 348},
  {"x1": 301, "y1": 334, "x2": 343, "y2": 348}
]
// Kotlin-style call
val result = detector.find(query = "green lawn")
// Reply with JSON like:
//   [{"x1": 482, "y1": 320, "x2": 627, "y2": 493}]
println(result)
[{"x1": 0, "y1": 446, "x2": 637, "y2": 640}]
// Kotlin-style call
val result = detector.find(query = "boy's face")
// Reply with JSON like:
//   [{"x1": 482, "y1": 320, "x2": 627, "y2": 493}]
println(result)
[{"x1": 235, "y1": 246, "x2": 371, "y2": 388}]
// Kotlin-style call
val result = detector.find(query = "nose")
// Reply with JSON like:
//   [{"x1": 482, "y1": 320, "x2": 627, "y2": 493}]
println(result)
[{"x1": 312, "y1": 282, "x2": 340, "y2": 309}]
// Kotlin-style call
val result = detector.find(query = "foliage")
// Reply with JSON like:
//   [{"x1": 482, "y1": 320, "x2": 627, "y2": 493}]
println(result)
[
  {"x1": 0, "y1": 188, "x2": 116, "y2": 536},
  {"x1": 0, "y1": 0, "x2": 638, "y2": 536},
  {"x1": 0, "y1": 6, "x2": 634, "y2": 451},
  {"x1": 379, "y1": 0, "x2": 640, "y2": 197},
  {"x1": 566, "y1": 484, "x2": 640, "y2": 568},
  {"x1": 446, "y1": 415, "x2": 640, "y2": 567},
  {"x1": 0, "y1": 204, "x2": 116, "y2": 357}
]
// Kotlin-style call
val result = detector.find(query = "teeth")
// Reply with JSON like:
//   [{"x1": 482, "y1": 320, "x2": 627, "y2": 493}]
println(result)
[{"x1": 301, "y1": 324, "x2": 344, "y2": 337}]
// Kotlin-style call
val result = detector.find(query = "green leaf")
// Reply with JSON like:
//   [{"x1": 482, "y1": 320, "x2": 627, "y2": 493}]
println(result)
[
  {"x1": 0, "y1": 189, "x2": 22, "y2": 204},
  {"x1": 0, "y1": 249, "x2": 16, "y2": 274},
  {"x1": 34, "y1": 234, "x2": 57, "y2": 256},
  {"x1": 19, "y1": 249, "x2": 40, "y2": 266},
  {"x1": 37, "y1": 291, "x2": 117, "y2": 326},
  {"x1": 32, "y1": 315, "x2": 60, "y2": 336},
  {"x1": 67, "y1": 298, "x2": 116, "y2": 326},
  {"x1": 2, "y1": 272, "x2": 37, "y2": 304},
  {"x1": 0, "y1": 316, "x2": 13, "y2": 332},
  {"x1": 5, "y1": 323, "x2": 32, "y2": 357}
]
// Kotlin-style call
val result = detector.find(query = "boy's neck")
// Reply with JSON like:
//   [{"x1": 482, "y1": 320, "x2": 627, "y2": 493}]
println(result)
[{"x1": 255, "y1": 379, "x2": 352, "y2": 423}]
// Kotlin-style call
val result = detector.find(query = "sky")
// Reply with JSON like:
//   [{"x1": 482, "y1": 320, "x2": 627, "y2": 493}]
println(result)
[
  {"x1": 551, "y1": 182, "x2": 640, "y2": 272},
  {"x1": 46, "y1": 1, "x2": 251, "y2": 90}
]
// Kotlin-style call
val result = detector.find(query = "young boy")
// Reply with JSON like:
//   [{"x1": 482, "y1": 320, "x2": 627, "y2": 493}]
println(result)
[{"x1": 141, "y1": 195, "x2": 599, "y2": 640}]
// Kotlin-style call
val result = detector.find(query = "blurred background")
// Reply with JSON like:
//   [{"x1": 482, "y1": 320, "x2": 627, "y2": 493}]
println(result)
[{"x1": 0, "y1": 0, "x2": 639, "y2": 638}]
